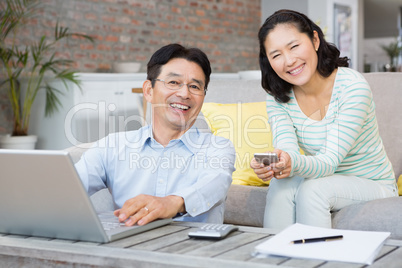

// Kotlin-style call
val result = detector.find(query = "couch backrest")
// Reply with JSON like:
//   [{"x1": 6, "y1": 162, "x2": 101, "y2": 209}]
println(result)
[
  {"x1": 203, "y1": 73, "x2": 402, "y2": 178},
  {"x1": 362, "y1": 73, "x2": 402, "y2": 177},
  {"x1": 205, "y1": 79, "x2": 267, "y2": 103}
]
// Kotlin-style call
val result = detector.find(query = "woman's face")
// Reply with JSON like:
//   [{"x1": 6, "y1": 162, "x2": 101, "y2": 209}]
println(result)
[{"x1": 264, "y1": 23, "x2": 320, "y2": 87}]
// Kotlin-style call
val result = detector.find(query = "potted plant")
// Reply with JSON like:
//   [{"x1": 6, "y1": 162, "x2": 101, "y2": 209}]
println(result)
[
  {"x1": 0, "y1": 0, "x2": 93, "y2": 149},
  {"x1": 380, "y1": 39, "x2": 402, "y2": 72}
]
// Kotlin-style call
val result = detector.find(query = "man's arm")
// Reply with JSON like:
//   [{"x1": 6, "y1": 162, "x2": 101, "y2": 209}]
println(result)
[
  {"x1": 75, "y1": 141, "x2": 108, "y2": 195},
  {"x1": 115, "y1": 135, "x2": 236, "y2": 226},
  {"x1": 165, "y1": 136, "x2": 236, "y2": 219}
]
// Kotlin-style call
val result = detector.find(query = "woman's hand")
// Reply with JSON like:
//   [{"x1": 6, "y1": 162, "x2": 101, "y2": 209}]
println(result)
[{"x1": 250, "y1": 149, "x2": 291, "y2": 181}]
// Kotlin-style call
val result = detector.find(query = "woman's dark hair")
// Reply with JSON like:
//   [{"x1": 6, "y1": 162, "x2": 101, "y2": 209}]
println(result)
[
  {"x1": 258, "y1": 9, "x2": 349, "y2": 103},
  {"x1": 147, "y1": 43, "x2": 211, "y2": 92}
]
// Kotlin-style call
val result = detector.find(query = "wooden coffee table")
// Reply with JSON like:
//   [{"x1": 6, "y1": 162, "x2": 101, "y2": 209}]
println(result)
[{"x1": 0, "y1": 221, "x2": 401, "y2": 267}]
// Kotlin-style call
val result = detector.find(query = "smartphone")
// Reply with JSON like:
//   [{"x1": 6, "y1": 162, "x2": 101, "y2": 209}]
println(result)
[{"x1": 254, "y1": 152, "x2": 279, "y2": 166}]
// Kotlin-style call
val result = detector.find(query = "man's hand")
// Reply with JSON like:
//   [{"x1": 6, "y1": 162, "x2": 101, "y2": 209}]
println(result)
[
  {"x1": 114, "y1": 194, "x2": 185, "y2": 226},
  {"x1": 250, "y1": 149, "x2": 291, "y2": 181}
]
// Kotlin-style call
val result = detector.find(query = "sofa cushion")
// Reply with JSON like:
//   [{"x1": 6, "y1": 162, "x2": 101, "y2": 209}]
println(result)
[
  {"x1": 332, "y1": 196, "x2": 402, "y2": 239},
  {"x1": 65, "y1": 142, "x2": 93, "y2": 164},
  {"x1": 202, "y1": 102, "x2": 273, "y2": 186},
  {"x1": 90, "y1": 188, "x2": 115, "y2": 212},
  {"x1": 224, "y1": 184, "x2": 267, "y2": 227}
]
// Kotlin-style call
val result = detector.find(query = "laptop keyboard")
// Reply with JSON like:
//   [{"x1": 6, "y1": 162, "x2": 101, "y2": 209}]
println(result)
[
  {"x1": 98, "y1": 211, "x2": 128, "y2": 231},
  {"x1": 101, "y1": 221, "x2": 127, "y2": 231}
]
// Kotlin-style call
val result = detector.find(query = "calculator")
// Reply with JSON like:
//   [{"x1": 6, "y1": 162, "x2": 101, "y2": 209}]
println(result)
[{"x1": 188, "y1": 223, "x2": 238, "y2": 240}]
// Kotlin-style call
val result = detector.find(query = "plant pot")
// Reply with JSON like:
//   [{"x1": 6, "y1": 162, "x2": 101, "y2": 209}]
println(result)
[{"x1": 0, "y1": 134, "x2": 38, "y2": 149}]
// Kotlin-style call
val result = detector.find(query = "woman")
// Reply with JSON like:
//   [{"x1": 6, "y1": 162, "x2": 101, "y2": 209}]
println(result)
[{"x1": 251, "y1": 9, "x2": 398, "y2": 229}]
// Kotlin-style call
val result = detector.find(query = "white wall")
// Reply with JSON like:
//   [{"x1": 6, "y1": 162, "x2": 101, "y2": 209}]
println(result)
[
  {"x1": 261, "y1": 0, "x2": 308, "y2": 24},
  {"x1": 308, "y1": 0, "x2": 329, "y2": 30}
]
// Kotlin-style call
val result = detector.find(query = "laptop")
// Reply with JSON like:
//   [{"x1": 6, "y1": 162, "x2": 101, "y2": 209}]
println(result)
[{"x1": 0, "y1": 149, "x2": 172, "y2": 243}]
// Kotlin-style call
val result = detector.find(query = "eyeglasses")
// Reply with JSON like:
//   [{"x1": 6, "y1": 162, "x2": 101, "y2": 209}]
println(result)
[{"x1": 153, "y1": 78, "x2": 207, "y2": 95}]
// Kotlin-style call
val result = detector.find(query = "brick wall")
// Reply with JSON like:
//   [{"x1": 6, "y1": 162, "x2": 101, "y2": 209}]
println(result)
[
  {"x1": 18, "y1": 0, "x2": 261, "y2": 73},
  {"x1": 0, "y1": 0, "x2": 261, "y2": 134}
]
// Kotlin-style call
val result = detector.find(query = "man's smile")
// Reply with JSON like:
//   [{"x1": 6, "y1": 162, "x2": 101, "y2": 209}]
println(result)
[{"x1": 170, "y1": 103, "x2": 190, "y2": 111}]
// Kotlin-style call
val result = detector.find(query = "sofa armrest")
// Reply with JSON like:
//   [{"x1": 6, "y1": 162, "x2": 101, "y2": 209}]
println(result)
[{"x1": 332, "y1": 196, "x2": 402, "y2": 239}]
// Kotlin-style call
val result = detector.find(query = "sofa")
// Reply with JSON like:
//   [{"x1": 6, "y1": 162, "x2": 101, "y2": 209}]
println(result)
[{"x1": 66, "y1": 72, "x2": 402, "y2": 239}]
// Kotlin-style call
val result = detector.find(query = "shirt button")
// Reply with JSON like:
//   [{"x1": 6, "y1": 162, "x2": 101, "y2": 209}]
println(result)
[
  {"x1": 159, "y1": 179, "x2": 164, "y2": 184},
  {"x1": 163, "y1": 152, "x2": 167, "y2": 156},
  {"x1": 192, "y1": 208, "x2": 196, "y2": 212},
  {"x1": 207, "y1": 202, "x2": 211, "y2": 207}
]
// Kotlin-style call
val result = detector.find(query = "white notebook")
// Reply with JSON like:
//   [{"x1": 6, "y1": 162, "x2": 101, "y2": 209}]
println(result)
[{"x1": 254, "y1": 223, "x2": 390, "y2": 265}]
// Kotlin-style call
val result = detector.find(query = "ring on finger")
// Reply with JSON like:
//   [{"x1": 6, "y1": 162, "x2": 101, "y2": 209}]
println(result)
[
  {"x1": 279, "y1": 171, "x2": 283, "y2": 175},
  {"x1": 143, "y1": 207, "x2": 149, "y2": 213}
]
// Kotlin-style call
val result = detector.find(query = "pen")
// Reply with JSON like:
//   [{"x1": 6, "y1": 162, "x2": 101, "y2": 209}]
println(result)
[{"x1": 291, "y1": 235, "x2": 343, "y2": 244}]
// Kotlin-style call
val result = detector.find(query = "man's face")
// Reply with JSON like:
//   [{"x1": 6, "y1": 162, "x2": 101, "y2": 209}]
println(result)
[{"x1": 147, "y1": 58, "x2": 206, "y2": 132}]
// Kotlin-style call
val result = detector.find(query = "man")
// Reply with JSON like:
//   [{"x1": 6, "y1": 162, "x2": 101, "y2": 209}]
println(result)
[{"x1": 75, "y1": 44, "x2": 235, "y2": 226}]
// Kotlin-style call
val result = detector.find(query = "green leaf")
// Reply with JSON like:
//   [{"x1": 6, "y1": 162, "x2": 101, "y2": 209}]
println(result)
[{"x1": 44, "y1": 83, "x2": 63, "y2": 117}]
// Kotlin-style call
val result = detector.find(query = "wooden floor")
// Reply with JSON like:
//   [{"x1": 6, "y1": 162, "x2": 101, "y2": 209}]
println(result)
[{"x1": 0, "y1": 221, "x2": 401, "y2": 267}]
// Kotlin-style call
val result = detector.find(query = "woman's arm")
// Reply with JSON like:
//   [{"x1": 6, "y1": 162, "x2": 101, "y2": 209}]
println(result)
[{"x1": 276, "y1": 77, "x2": 373, "y2": 179}]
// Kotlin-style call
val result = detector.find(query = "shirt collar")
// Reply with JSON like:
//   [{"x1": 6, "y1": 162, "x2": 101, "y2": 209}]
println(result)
[
  {"x1": 137, "y1": 125, "x2": 153, "y2": 147},
  {"x1": 179, "y1": 126, "x2": 201, "y2": 155},
  {"x1": 139, "y1": 124, "x2": 201, "y2": 154}
]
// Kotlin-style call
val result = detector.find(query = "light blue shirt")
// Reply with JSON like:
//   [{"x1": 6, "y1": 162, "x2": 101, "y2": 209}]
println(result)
[{"x1": 75, "y1": 125, "x2": 236, "y2": 223}]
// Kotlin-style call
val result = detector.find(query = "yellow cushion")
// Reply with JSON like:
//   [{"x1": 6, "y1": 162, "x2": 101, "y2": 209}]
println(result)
[
  {"x1": 398, "y1": 175, "x2": 402, "y2": 196},
  {"x1": 201, "y1": 102, "x2": 273, "y2": 186}
]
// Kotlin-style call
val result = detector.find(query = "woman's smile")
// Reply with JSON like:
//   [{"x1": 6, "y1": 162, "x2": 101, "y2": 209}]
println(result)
[{"x1": 288, "y1": 64, "x2": 305, "y2": 76}]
